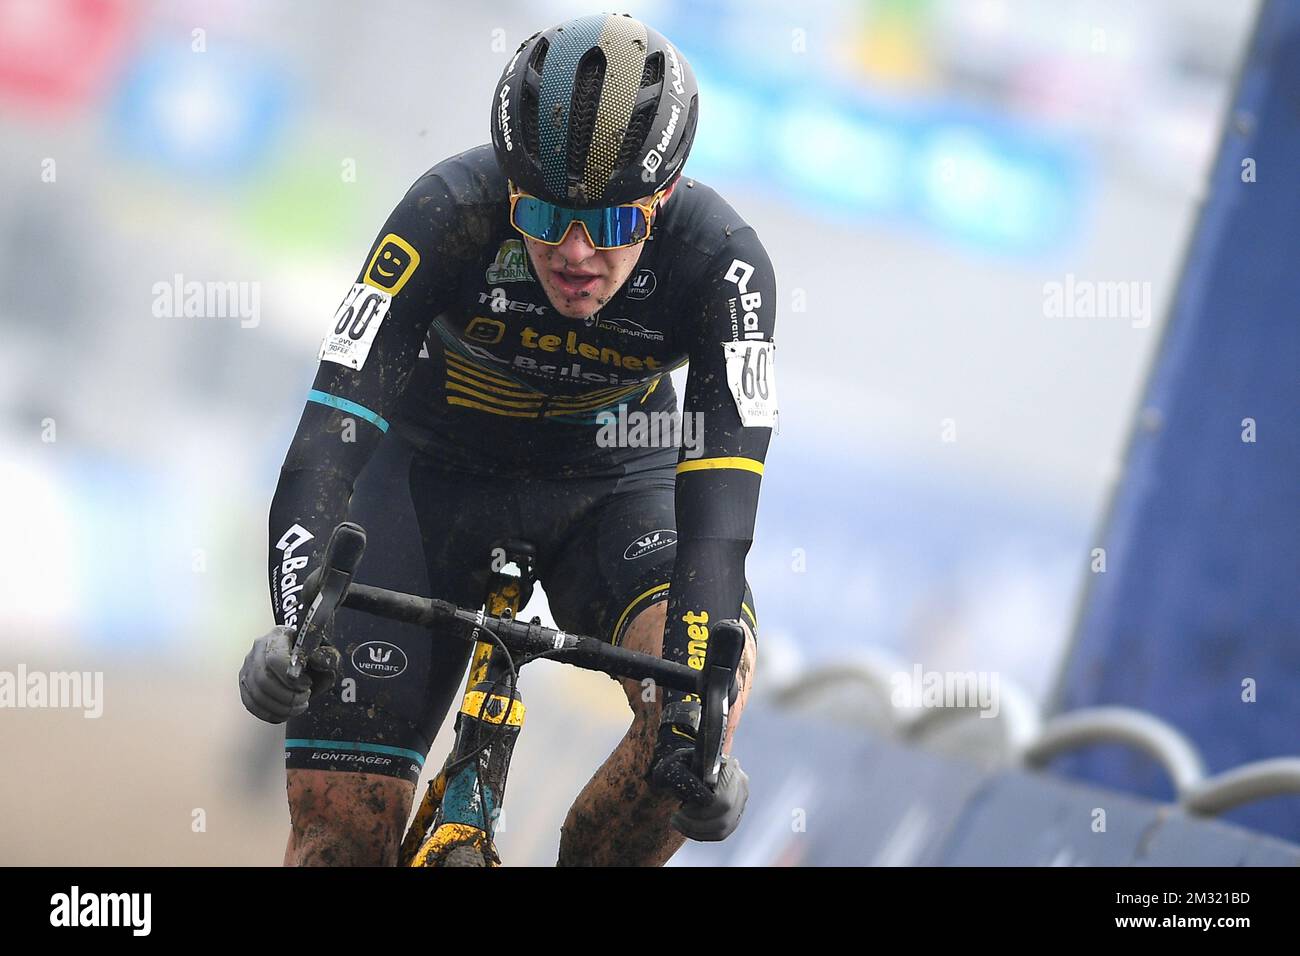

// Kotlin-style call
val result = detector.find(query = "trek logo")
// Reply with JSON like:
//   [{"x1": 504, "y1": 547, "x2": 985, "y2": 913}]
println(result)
[
  {"x1": 626, "y1": 268, "x2": 657, "y2": 300},
  {"x1": 352, "y1": 641, "x2": 408, "y2": 678},
  {"x1": 624, "y1": 530, "x2": 677, "y2": 560},
  {"x1": 274, "y1": 524, "x2": 315, "y2": 629},
  {"x1": 497, "y1": 84, "x2": 514, "y2": 152},
  {"x1": 682, "y1": 609, "x2": 709, "y2": 670},
  {"x1": 724, "y1": 258, "x2": 765, "y2": 341},
  {"x1": 642, "y1": 103, "x2": 681, "y2": 181},
  {"x1": 479, "y1": 289, "x2": 547, "y2": 316},
  {"x1": 364, "y1": 234, "x2": 420, "y2": 294},
  {"x1": 486, "y1": 239, "x2": 533, "y2": 283}
]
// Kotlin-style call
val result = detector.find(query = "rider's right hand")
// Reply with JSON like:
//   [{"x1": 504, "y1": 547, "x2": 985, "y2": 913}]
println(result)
[{"x1": 238, "y1": 626, "x2": 341, "y2": 724}]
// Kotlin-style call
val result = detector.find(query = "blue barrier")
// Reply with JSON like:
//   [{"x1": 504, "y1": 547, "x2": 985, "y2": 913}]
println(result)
[{"x1": 1049, "y1": 0, "x2": 1300, "y2": 842}]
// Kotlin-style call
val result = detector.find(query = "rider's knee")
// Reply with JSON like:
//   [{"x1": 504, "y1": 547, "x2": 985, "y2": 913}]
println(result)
[{"x1": 285, "y1": 770, "x2": 412, "y2": 866}]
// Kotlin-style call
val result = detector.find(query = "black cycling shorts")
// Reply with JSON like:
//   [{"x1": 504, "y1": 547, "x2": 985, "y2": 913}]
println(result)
[{"x1": 285, "y1": 431, "x2": 757, "y2": 783}]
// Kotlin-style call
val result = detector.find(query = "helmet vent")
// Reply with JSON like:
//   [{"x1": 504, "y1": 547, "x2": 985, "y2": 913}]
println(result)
[
  {"x1": 529, "y1": 37, "x2": 550, "y2": 74},
  {"x1": 521, "y1": 82, "x2": 541, "y2": 161},
  {"x1": 566, "y1": 48, "x2": 606, "y2": 181},
  {"x1": 640, "y1": 52, "x2": 664, "y2": 88},
  {"x1": 614, "y1": 101, "x2": 657, "y2": 170}
]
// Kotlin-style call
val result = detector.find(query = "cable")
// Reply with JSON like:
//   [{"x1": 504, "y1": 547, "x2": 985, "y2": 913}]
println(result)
[{"x1": 437, "y1": 619, "x2": 520, "y2": 843}]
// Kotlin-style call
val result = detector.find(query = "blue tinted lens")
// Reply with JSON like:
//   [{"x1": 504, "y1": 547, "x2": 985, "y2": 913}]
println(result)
[{"x1": 512, "y1": 196, "x2": 648, "y2": 247}]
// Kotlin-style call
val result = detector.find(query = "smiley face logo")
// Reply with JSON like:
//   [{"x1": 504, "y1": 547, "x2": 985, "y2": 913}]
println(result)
[
  {"x1": 364, "y1": 234, "x2": 420, "y2": 294},
  {"x1": 464, "y1": 316, "x2": 505, "y2": 344}
]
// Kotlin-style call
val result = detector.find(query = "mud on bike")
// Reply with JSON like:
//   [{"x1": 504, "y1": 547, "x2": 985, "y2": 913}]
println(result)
[{"x1": 288, "y1": 521, "x2": 746, "y2": 867}]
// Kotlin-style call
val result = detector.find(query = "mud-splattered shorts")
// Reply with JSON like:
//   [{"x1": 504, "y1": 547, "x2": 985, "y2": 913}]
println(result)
[{"x1": 285, "y1": 430, "x2": 755, "y2": 783}]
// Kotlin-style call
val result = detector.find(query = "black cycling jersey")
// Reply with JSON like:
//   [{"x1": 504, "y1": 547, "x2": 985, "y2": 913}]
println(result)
[{"x1": 269, "y1": 143, "x2": 777, "y2": 710}]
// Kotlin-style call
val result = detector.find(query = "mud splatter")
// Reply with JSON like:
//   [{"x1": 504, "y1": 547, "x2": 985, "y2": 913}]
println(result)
[{"x1": 285, "y1": 770, "x2": 412, "y2": 866}]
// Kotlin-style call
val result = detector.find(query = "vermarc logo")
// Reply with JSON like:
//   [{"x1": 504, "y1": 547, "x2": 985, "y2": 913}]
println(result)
[
  {"x1": 623, "y1": 530, "x2": 678, "y2": 560},
  {"x1": 351, "y1": 641, "x2": 408, "y2": 678}
]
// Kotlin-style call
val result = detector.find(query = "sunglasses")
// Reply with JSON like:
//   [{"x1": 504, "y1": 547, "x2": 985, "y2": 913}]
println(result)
[{"x1": 508, "y1": 185, "x2": 666, "y2": 250}]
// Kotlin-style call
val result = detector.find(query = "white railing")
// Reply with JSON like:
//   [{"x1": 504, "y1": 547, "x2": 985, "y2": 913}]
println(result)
[{"x1": 770, "y1": 664, "x2": 1300, "y2": 818}]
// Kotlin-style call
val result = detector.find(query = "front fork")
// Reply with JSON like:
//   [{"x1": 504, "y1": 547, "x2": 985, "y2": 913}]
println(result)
[{"x1": 401, "y1": 542, "x2": 535, "y2": 867}]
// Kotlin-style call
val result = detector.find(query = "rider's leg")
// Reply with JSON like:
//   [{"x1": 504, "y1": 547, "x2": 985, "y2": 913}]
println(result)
[
  {"x1": 556, "y1": 600, "x2": 756, "y2": 867},
  {"x1": 284, "y1": 770, "x2": 413, "y2": 866},
  {"x1": 280, "y1": 437, "x2": 507, "y2": 867}
]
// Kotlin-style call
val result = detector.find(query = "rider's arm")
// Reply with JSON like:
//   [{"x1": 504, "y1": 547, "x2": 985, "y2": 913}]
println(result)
[
  {"x1": 658, "y1": 228, "x2": 777, "y2": 731},
  {"x1": 267, "y1": 171, "x2": 468, "y2": 628}
]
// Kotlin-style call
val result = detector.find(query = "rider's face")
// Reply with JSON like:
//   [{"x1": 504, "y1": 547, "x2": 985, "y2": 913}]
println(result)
[
  {"x1": 523, "y1": 187, "x2": 672, "y2": 320},
  {"x1": 524, "y1": 228, "x2": 645, "y2": 320}
]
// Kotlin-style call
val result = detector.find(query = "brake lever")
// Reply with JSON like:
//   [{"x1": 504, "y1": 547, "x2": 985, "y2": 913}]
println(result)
[
  {"x1": 287, "y1": 522, "x2": 367, "y2": 681},
  {"x1": 693, "y1": 619, "x2": 745, "y2": 788}
]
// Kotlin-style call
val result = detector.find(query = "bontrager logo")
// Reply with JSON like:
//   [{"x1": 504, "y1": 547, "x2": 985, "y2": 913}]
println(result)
[
  {"x1": 310, "y1": 751, "x2": 394, "y2": 766},
  {"x1": 50, "y1": 886, "x2": 151, "y2": 936}
]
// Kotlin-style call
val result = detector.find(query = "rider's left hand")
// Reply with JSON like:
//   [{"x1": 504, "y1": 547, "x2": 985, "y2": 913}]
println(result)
[{"x1": 649, "y1": 723, "x2": 749, "y2": 841}]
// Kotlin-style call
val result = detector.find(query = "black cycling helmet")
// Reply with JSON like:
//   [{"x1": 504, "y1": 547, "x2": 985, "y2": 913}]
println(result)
[{"x1": 491, "y1": 13, "x2": 699, "y2": 208}]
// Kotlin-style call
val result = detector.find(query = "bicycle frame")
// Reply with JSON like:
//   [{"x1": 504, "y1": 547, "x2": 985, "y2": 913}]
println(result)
[
  {"x1": 296, "y1": 522, "x2": 745, "y2": 868},
  {"x1": 400, "y1": 542, "x2": 535, "y2": 867}
]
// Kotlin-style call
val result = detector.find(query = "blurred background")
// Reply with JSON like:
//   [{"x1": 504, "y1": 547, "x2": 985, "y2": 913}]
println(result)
[{"x1": 3, "y1": 0, "x2": 1294, "y2": 866}]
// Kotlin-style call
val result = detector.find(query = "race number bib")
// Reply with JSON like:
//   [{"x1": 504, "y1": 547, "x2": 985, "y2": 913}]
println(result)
[
  {"x1": 722, "y1": 340, "x2": 778, "y2": 428},
  {"x1": 319, "y1": 283, "x2": 392, "y2": 370}
]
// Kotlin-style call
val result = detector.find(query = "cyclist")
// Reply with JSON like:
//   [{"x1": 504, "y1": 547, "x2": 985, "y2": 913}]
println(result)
[{"x1": 239, "y1": 13, "x2": 778, "y2": 866}]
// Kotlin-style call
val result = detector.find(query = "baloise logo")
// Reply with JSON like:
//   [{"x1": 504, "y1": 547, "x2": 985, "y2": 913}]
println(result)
[
  {"x1": 351, "y1": 641, "x2": 408, "y2": 678},
  {"x1": 624, "y1": 529, "x2": 677, "y2": 560}
]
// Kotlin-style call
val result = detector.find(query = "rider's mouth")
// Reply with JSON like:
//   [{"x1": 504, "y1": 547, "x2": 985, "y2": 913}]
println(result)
[{"x1": 550, "y1": 270, "x2": 601, "y2": 298}]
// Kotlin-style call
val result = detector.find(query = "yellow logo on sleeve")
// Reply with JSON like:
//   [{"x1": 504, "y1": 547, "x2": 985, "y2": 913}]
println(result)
[{"x1": 364, "y1": 234, "x2": 420, "y2": 294}]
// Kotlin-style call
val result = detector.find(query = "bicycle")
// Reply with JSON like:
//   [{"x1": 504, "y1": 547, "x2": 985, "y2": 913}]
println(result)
[{"x1": 287, "y1": 521, "x2": 746, "y2": 867}]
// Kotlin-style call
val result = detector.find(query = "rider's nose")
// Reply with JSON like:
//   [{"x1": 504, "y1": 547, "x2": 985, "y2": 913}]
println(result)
[{"x1": 556, "y1": 222, "x2": 597, "y2": 263}]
